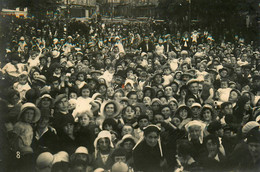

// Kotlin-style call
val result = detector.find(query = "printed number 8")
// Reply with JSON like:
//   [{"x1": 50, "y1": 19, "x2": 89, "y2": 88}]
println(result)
[{"x1": 16, "y1": 151, "x2": 20, "y2": 159}]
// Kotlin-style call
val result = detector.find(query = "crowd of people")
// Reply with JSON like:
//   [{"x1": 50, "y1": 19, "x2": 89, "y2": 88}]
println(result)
[{"x1": 0, "y1": 15, "x2": 260, "y2": 172}]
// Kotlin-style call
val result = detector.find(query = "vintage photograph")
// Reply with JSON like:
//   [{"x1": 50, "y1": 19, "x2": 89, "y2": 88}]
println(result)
[{"x1": 0, "y1": 0, "x2": 259, "y2": 171}]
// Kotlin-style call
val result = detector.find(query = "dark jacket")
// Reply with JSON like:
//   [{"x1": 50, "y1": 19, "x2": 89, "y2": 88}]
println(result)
[
  {"x1": 133, "y1": 140, "x2": 164, "y2": 172},
  {"x1": 75, "y1": 125, "x2": 95, "y2": 154},
  {"x1": 31, "y1": 126, "x2": 59, "y2": 155},
  {"x1": 59, "y1": 133, "x2": 79, "y2": 156}
]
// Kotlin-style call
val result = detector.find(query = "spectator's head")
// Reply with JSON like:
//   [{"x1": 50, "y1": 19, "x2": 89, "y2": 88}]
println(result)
[
  {"x1": 137, "y1": 115, "x2": 149, "y2": 130},
  {"x1": 101, "y1": 100, "x2": 122, "y2": 119},
  {"x1": 111, "y1": 162, "x2": 129, "y2": 172},
  {"x1": 36, "y1": 152, "x2": 54, "y2": 172},
  {"x1": 18, "y1": 102, "x2": 41, "y2": 124},
  {"x1": 175, "y1": 105, "x2": 192, "y2": 121},
  {"x1": 111, "y1": 147, "x2": 127, "y2": 164},
  {"x1": 219, "y1": 67, "x2": 229, "y2": 78},
  {"x1": 121, "y1": 124, "x2": 133, "y2": 136},
  {"x1": 200, "y1": 104, "x2": 215, "y2": 123},
  {"x1": 70, "y1": 146, "x2": 91, "y2": 165},
  {"x1": 154, "y1": 113, "x2": 164, "y2": 124},
  {"x1": 113, "y1": 89, "x2": 125, "y2": 101},
  {"x1": 228, "y1": 89, "x2": 241, "y2": 103},
  {"x1": 143, "y1": 125, "x2": 161, "y2": 147},
  {"x1": 185, "y1": 120, "x2": 206, "y2": 143},
  {"x1": 122, "y1": 105, "x2": 136, "y2": 121},
  {"x1": 204, "y1": 134, "x2": 220, "y2": 154},
  {"x1": 18, "y1": 71, "x2": 28, "y2": 85},
  {"x1": 54, "y1": 94, "x2": 69, "y2": 113},
  {"x1": 127, "y1": 91, "x2": 138, "y2": 105},
  {"x1": 78, "y1": 111, "x2": 93, "y2": 127},
  {"x1": 207, "y1": 121, "x2": 223, "y2": 137},
  {"x1": 79, "y1": 84, "x2": 92, "y2": 98},
  {"x1": 221, "y1": 101, "x2": 233, "y2": 115},
  {"x1": 36, "y1": 94, "x2": 53, "y2": 109},
  {"x1": 94, "y1": 130, "x2": 114, "y2": 153},
  {"x1": 160, "y1": 105, "x2": 171, "y2": 119},
  {"x1": 176, "y1": 139, "x2": 192, "y2": 157},
  {"x1": 187, "y1": 79, "x2": 200, "y2": 95}
]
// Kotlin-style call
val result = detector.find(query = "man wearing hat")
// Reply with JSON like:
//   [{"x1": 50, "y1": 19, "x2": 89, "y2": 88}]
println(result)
[
  {"x1": 52, "y1": 94, "x2": 74, "y2": 135},
  {"x1": 32, "y1": 108, "x2": 59, "y2": 154},
  {"x1": 186, "y1": 79, "x2": 203, "y2": 104}
]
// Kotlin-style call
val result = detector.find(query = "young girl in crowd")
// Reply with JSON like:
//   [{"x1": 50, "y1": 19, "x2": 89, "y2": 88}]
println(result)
[
  {"x1": 75, "y1": 84, "x2": 99, "y2": 114},
  {"x1": 75, "y1": 72, "x2": 87, "y2": 90},
  {"x1": 13, "y1": 72, "x2": 31, "y2": 100}
]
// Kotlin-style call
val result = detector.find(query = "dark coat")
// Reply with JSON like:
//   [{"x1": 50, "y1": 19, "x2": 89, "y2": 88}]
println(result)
[
  {"x1": 59, "y1": 133, "x2": 79, "y2": 156},
  {"x1": 133, "y1": 140, "x2": 164, "y2": 172},
  {"x1": 31, "y1": 126, "x2": 59, "y2": 155},
  {"x1": 52, "y1": 111, "x2": 74, "y2": 135},
  {"x1": 75, "y1": 125, "x2": 95, "y2": 154}
]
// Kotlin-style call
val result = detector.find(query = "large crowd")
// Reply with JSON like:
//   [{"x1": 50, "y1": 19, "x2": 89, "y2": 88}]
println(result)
[{"x1": 0, "y1": 15, "x2": 260, "y2": 172}]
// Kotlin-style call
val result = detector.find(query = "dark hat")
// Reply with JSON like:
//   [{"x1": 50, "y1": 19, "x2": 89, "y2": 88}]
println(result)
[
  {"x1": 207, "y1": 121, "x2": 222, "y2": 134},
  {"x1": 54, "y1": 94, "x2": 67, "y2": 105}
]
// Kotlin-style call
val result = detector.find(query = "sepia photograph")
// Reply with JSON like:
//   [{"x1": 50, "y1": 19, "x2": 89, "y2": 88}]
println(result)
[{"x1": 0, "y1": 0, "x2": 259, "y2": 171}]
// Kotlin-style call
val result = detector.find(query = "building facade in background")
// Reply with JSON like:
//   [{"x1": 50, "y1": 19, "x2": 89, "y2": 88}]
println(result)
[
  {"x1": 99, "y1": 0, "x2": 159, "y2": 18},
  {"x1": 62, "y1": 0, "x2": 97, "y2": 18}
]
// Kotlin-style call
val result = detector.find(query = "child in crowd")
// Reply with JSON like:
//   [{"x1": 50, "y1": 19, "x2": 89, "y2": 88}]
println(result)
[
  {"x1": 75, "y1": 111, "x2": 95, "y2": 154},
  {"x1": 13, "y1": 72, "x2": 31, "y2": 100},
  {"x1": 216, "y1": 79, "x2": 232, "y2": 102},
  {"x1": 28, "y1": 50, "x2": 41, "y2": 70}
]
